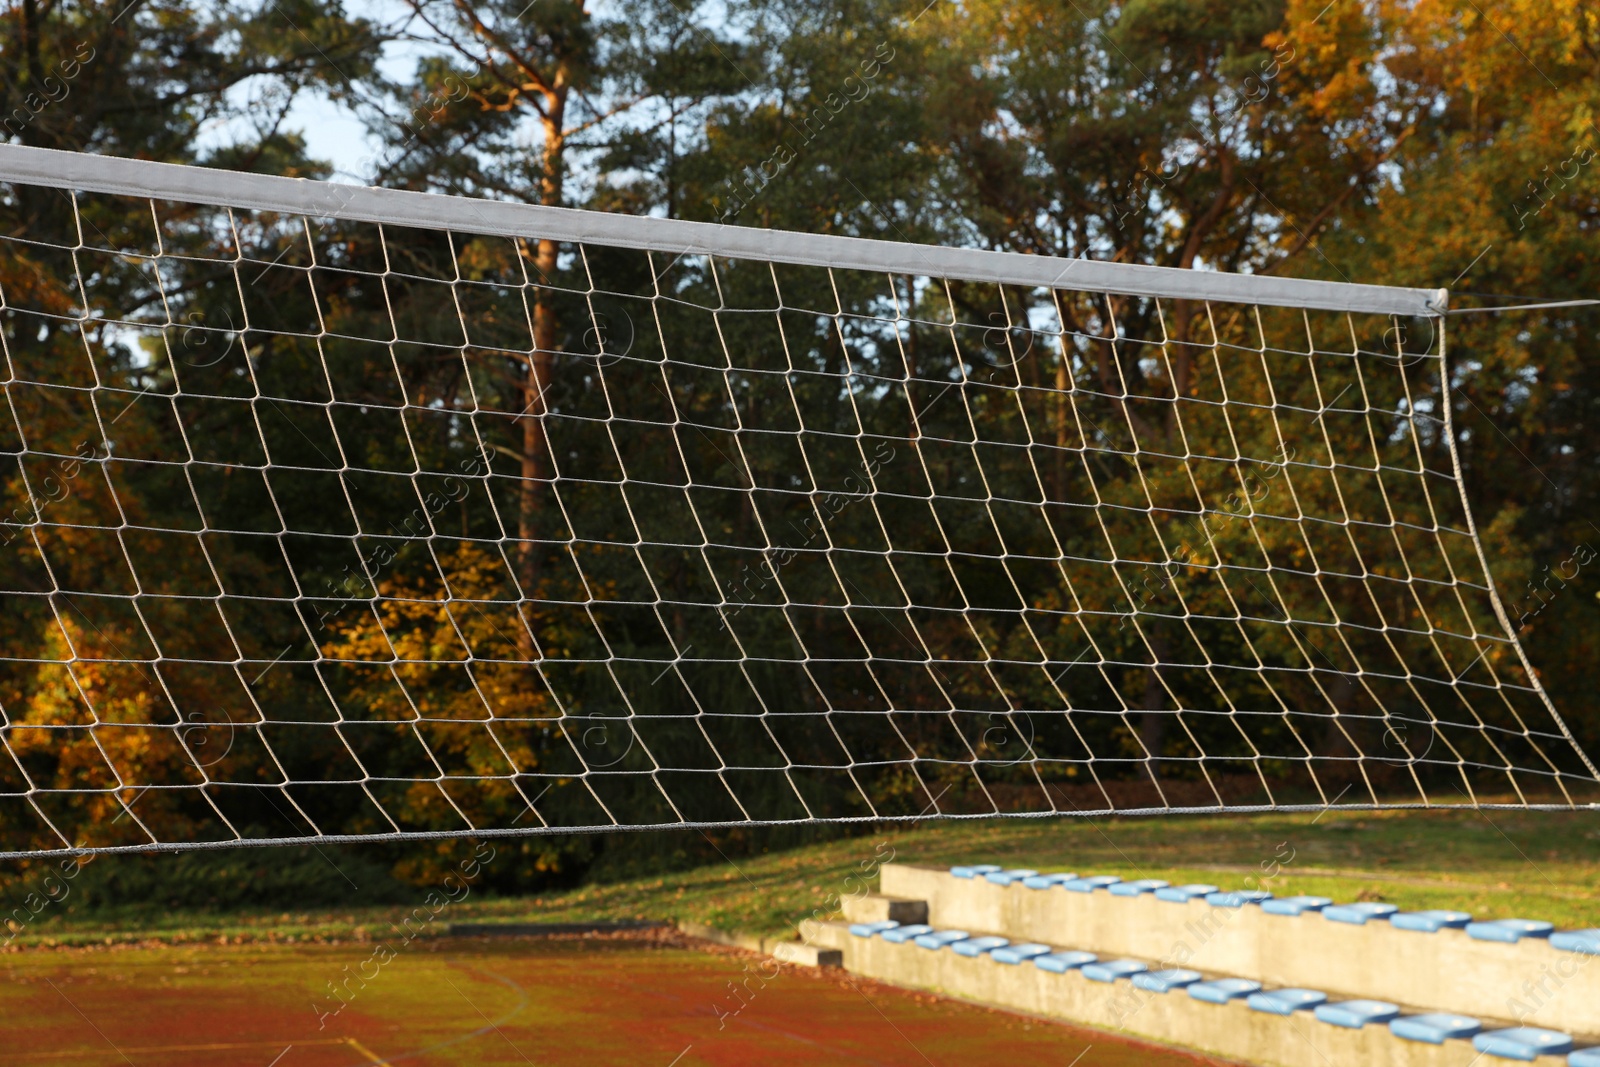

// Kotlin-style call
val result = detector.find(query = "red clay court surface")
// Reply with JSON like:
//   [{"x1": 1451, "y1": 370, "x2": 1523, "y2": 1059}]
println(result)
[{"x1": 0, "y1": 933, "x2": 1229, "y2": 1066}]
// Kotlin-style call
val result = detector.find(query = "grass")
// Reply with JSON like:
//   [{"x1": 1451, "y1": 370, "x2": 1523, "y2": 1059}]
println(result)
[{"x1": 7, "y1": 806, "x2": 1599, "y2": 949}]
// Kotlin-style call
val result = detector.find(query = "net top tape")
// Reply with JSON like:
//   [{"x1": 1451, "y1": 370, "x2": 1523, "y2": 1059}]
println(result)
[{"x1": 0, "y1": 144, "x2": 1447, "y2": 317}]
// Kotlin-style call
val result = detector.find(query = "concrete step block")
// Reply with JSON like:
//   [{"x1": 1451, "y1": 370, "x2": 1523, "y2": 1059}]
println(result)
[
  {"x1": 771, "y1": 940, "x2": 843, "y2": 967},
  {"x1": 841, "y1": 893, "x2": 928, "y2": 925},
  {"x1": 797, "y1": 918, "x2": 853, "y2": 950}
]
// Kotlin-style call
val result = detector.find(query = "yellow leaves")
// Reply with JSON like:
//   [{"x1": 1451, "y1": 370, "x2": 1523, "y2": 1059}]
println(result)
[
  {"x1": 12, "y1": 621, "x2": 158, "y2": 727},
  {"x1": 306, "y1": 542, "x2": 556, "y2": 835},
  {"x1": 453, "y1": 236, "x2": 521, "y2": 284},
  {"x1": 1375, "y1": 0, "x2": 1593, "y2": 116},
  {"x1": 320, "y1": 540, "x2": 518, "y2": 666},
  {"x1": 0, "y1": 249, "x2": 78, "y2": 321},
  {"x1": 0, "y1": 614, "x2": 228, "y2": 838}
]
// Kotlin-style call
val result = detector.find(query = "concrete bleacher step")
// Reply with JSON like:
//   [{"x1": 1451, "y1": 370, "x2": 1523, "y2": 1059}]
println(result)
[
  {"x1": 878, "y1": 862, "x2": 1600, "y2": 1039},
  {"x1": 824, "y1": 919, "x2": 1589, "y2": 1066},
  {"x1": 770, "y1": 941, "x2": 842, "y2": 967},
  {"x1": 840, "y1": 892, "x2": 928, "y2": 926}
]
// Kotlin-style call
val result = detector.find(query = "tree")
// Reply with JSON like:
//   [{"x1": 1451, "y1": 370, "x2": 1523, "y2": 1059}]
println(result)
[
  {"x1": 1312, "y1": 0, "x2": 1600, "y2": 761},
  {"x1": 0, "y1": 0, "x2": 384, "y2": 850},
  {"x1": 368, "y1": 0, "x2": 746, "y2": 661}
]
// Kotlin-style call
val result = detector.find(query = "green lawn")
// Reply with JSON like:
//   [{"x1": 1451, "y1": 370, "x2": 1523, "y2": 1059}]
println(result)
[{"x1": 8, "y1": 807, "x2": 1599, "y2": 948}]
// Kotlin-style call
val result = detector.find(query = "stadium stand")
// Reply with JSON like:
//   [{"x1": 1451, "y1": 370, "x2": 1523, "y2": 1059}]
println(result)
[{"x1": 815, "y1": 862, "x2": 1600, "y2": 1065}]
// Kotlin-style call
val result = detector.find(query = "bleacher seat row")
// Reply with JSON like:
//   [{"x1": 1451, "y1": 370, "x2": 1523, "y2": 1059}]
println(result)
[
  {"x1": 915, "y1": 864, "x2": 1600, "y2": 1064},
  {"x1": 947, "y1": 865, "x2": 1600, "y2": 948}
]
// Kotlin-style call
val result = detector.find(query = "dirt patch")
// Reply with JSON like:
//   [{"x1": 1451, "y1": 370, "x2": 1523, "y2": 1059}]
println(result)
[{"x1": 0, "y1": 935, "x2": 1229, "y2": 1066}]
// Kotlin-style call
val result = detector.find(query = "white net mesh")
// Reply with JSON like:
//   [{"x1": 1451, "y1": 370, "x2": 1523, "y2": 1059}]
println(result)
[{"x1": 1, "y1": 149, "x2": 1595, "y2": 859}]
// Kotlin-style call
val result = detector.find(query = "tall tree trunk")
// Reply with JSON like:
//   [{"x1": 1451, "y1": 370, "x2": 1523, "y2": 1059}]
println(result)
[
  {"x1": 517, "y1": 106, "x2": 566, "y2": 661},
  {"x1": 904, "y1": 276, "x2": 921, "y2": 441},
  {"x1": 1054, "y1": 344, "x2": 1070, "y2": 503},
  {"x1": 1139, "y1": 630, "x2": 1172, "y2": 785}
]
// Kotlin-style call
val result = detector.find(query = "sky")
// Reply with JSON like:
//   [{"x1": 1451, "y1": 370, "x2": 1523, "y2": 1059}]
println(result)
[
  {"x1": 199, "y1": 0, "x2": 434, "y2": 183},
  {"x1": 202, "y1": 0, "x2": 648, "y2": 185}
]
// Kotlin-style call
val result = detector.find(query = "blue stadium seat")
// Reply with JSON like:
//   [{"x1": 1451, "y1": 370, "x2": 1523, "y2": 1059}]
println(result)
[
  {"x1": 1187, "y1": 978, "x2": 1262, "y2": 1004},
  {"x1": 1248, "y1": 989, "x2": 1328, "y2": 1015},
  {"x1": 1034, "y1": 950, "x2": 1098, "y2": 974},
  {"x1": 1390, "y1": 910, "x2": 1472, "y2": 933},
  {"x1": 1472, "y1": 1027, "x2": 1574, "y2": 1061},
  {"x1": 913, "y1": 929, "x2": 970, "y2": 950},
  {"x1": 1063, "y1": 875, "x2": 1122, "y2": 892},
  {"x1": 1132, "y1": 968, "x2": 1202, "y2": 993},
  {"x1": 1022, "y1": 872, "x2": 1077, "y2": 889},
  {"x1": 1081, "y1": 959, "x2": 1148, "y2": 983},
  {"x1": 984, "y1": 868, "x2": 1039, "y2": 886},
  {"x1": 1109, "y1": 878, "x2": 1169, "y2": 897},
  {"x1": 880, "y1": 924, "x2": 934, "y2": 944},
  {"x1": 1322, "y1": 902, "x2": 1398, "y2": 925},
  {"x1": 1390, "y1": 1013, "x2": 1482, "y2": 1044},
  {"x1": 1314, "y1": 999, "x2": 1401, "y2": 1028},
  {"x1": 1551, "y1": 929, "x2": 1600, "y2": 954},
  {"x1": 1206, "y1": 889, "x2": 1272, "y2": 908},
  {"x1": 950, "y1": 864, "x2": 1003, "y2": 879},
  {"x1": 1260, "y1": 896, "x2": 1332, "y2": 916},
  {"x1": 849, "y1": 920, "x2": 900, "y2": 937},
  {"x1": 951, "y1": 935, "x2": 1010, "y2": 958},
  {"x1": 1466, "y1": 918, "x2": 1554, "y2": 943},
  {"x1": 1570, "y1": 1047, "x2": 1600, "y2": 1066},
  {"x1": 1154, "y1": 883, "x2": 1218, "y2": 903},
  {"x1": 991, "y1": 943, "x2": 1053, "y2": 965}
]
